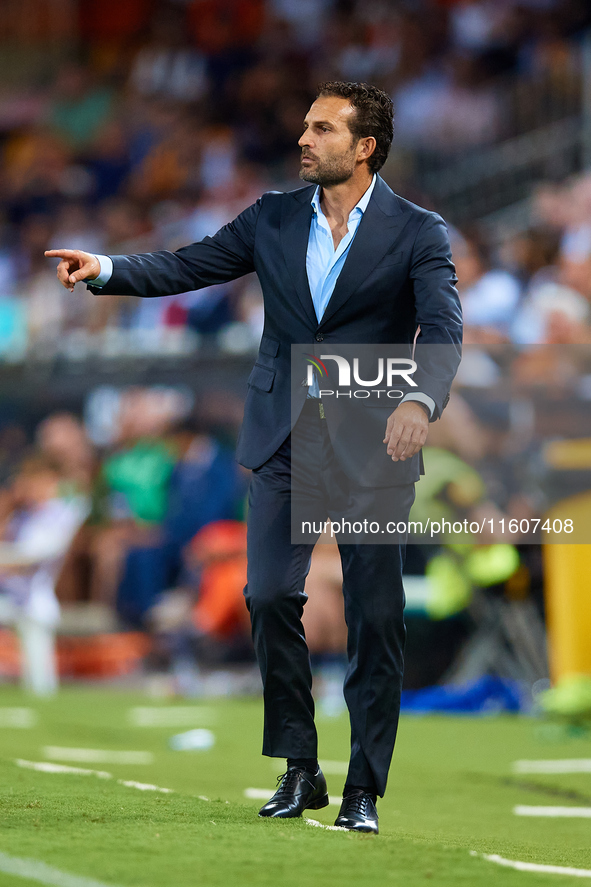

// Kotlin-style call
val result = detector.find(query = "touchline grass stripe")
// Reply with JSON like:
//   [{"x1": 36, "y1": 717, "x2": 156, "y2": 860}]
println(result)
[
  {"x1": 0, "y1": 708, "x2": 37, "y2": 727},
  {"x1": 42, "y1": 747, "x2": 153, "y2": 765},
  {"x1": 118, "y1": 780, "x2": 173, "y2": 793},
  {"x1": 127, "y1": 706, "x2": 216, "y2": 727},
  {"x1": 15, "y1": 760, "x2": 173, "y2": 794},
  {"x1": 2, "y1": 689, "x2": 591, "y2": 886},
  {"x1": 514, "y1": 805, "x2": 591, "y2": 818},
  {"x1": 6, "y1": 738, "x2": 591, "y2": 883},
  {"x1": 473, "y1": 852, "x2": 591, "y2": 878},
  {"x1": 305, "y1": 818, "x2": 348, "y2": 832},
  {"x1": 0, "y1": 849, "x2": 127, "y2": 887},
  {"x1": 513, "y1": 759, "x2": 591, "y2": 774},
  {"x1": 15, "y1": 759, "x2": 112, "y2": 779}
]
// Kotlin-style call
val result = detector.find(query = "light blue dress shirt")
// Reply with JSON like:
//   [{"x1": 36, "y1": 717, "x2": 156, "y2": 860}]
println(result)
[
  {"x1": 304, "y1": 176, "x2": 434, "y2": 416},
  {"x1": 90, "y1": 178, "x2": 434, "y2": 415},
  {"x1": 306, "y1": 175, "x2": 376, "y2": 326},
  {"x1": 91, "y1": 254, "x2": 113, "y2": 287}
]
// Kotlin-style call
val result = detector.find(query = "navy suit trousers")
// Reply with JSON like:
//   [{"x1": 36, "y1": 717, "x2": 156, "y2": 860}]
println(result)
[{"x1": 243, "y1": 399, "x2": 415, "y2": 797}]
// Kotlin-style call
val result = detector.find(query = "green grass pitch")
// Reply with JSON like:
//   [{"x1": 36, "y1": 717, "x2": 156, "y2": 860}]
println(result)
[{"x1": 0, "y1": 685, "x2": 590, "y2": 886}]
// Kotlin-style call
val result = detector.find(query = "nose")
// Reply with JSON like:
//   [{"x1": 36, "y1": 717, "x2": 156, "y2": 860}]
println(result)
[{"x1": 298, "y1": 130, "x2": 312, "y2": 148}]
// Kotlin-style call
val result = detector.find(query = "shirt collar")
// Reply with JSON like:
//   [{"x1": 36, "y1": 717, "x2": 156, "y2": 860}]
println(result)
[{"x1": 311, "y1": 174, "x2": 377, "y2": 219}]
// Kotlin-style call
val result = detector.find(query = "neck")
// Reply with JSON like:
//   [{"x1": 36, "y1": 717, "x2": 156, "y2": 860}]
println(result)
[{"x1": 320, "y1": 169, "x2": 374, "y2": 225}]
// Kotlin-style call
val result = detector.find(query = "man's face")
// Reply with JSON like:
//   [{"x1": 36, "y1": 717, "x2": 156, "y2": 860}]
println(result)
[{"x1": 298, "y1": 96, "x2": 360, "y2": 186}]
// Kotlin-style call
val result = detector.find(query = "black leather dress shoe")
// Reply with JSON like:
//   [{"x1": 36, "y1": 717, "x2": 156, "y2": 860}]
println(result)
[
  {"x1": 258, "y1": 767, "x2": 329, "y2": 818},
  {"x1": 334, "y1": 790, "x2": 379, "y2": 834}
]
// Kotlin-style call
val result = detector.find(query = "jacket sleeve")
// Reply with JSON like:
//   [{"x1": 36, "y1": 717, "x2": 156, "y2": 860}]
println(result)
[
  {"x1": 87, "y1": 198, "x2": 262, "y2": 298},
  {"x1": 410, "y1": 212, "x2": 463, "y2": 420}
]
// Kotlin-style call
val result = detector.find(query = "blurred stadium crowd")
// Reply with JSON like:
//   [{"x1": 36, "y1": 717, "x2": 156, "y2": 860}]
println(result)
[
  {"x1": 1, "y1": 0, "x2": 591, "y2": 695},
  {"x1": 0, "y1": 389, "x2": 255, "y2": 691},
  {"x1": 1, "y1": 0, "x2": 591, "y2": 358}
]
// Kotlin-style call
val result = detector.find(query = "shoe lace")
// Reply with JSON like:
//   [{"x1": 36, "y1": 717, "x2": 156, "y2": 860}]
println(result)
[
  {"x1": 274, "y1": 768, "x2": 314, "y2": 797},
  {"x1": 344, "y1": 791, "x2": 374, "y2": 815}
]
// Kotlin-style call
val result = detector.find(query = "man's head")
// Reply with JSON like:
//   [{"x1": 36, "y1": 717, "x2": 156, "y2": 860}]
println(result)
[{"x1": 298, "y1": 81, "x2": 393, "y2": 186}]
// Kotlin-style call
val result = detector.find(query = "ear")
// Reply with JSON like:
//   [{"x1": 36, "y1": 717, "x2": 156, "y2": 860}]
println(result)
[{"x1": 356, "y1": 136, "x2": 376, "y2": 165}]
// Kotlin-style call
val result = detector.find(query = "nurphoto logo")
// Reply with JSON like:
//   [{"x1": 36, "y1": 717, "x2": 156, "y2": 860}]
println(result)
[{"x1": 306, "y1": 355, "x2": 417, "y2": 399}]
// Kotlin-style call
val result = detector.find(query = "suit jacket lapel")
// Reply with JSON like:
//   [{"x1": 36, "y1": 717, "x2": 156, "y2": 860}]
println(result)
[
  {"x1": 317, "y1": 177, "x2": 411, "y2": 329},
  {"x1": 280, "y1": 188, "x2": 317, "y2": 328}
]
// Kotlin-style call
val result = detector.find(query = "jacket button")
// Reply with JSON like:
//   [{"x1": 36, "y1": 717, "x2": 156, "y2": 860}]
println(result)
[{"x1": 315, "y1": 334, "x2": 324, "y2": 342}]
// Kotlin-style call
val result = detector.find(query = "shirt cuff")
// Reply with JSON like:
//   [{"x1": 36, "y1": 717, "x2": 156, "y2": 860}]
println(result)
[
  {"x1": 400, "y1": 392, "x2": 435, "y2": 418},
  {"x1": 86, "y1": 254, "x2": 113, "y2": 288}
]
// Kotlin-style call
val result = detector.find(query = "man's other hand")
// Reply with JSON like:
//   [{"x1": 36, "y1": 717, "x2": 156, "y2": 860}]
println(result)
[
  {"x1": 383, "y1": 401, "x2": 429, "y2": 462},
  {"x1": 44, "y1": 249, "x2": 100, "y2": 292}
]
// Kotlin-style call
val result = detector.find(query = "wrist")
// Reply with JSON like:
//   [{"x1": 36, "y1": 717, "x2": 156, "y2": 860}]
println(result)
[
  {"x1": 399, "y1": 400, "x2": 430, "y2": 417},
  {"x1": 413, "y1": 401, "x2": 431, "y2": 417},
  {"x1": 87, "y1": 254, "x2": 113, "y2": 287}
]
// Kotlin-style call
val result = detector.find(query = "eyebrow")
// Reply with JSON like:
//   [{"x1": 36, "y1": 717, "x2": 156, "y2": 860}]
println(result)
[{"x1": 303, "y1": 119, "x2": 333, "y2": 128}]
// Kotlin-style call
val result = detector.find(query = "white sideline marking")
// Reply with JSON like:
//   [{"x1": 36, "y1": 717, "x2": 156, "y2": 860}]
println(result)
[
  {"x1": 128, "y1": 706, "x2": 215, "y2": 727},
  {"x1": 0, "y1": 848, "x2": 124, "y2": 887},
  {"x1": 0, "y1": 708, "x2": 37, "y2": 728},
  {"x1": 514, "y1": 759, "x2": 591, "y2": 775},
  {"x1": 305, "y1": 818, "x2": 348, "y2": 832},
  {"x1": 43, "y1": 747, "x2": 153, "y2": 765},
  {"x1": 118, "y1": 781, "x2": 173, "y2": 794},
  {"x1": 16, "y1": 760, "x2": 111, "y2": 780},
  {"x1": 472, "y1": 851, "x2": 591, "y2": 878},
  {"x1": 244, "y1": 788, "x2": 341, "y2": 806},
  {"x1": 15, "y1": 760, "x2": 174, "y2": 795},
  {"x1": 515, "y1": 806, "x2": 591, "y2": 818}
]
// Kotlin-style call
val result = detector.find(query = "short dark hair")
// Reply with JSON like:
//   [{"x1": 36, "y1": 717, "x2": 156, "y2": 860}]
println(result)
[{"x1": 316, "y1": 81, "x2": 394, "y2": 174}]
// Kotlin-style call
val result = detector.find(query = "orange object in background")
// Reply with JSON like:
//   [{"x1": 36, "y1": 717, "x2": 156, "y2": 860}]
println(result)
[
  {"x1": 57, "y1": 633, "x2": 151, "y2": 678},
  {"x1": 0, "y1": 629, "x2": 19, "y2": 677},
  {"x1": 0, "y1": 628, "x2": 150, "y2": 680},
  {"x1": 189, "y1": 520, "x2": 249, "y2": 639}
]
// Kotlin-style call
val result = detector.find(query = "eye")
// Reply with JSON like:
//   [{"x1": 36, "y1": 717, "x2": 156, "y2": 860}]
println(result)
[{"x1": 321, "y1": 126, "x2": 330, "y2": 133}]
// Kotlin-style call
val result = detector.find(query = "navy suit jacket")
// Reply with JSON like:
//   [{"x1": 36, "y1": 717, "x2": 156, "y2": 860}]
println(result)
[{"x1": 89, "y1": 175, "x2": 462, "y2": 485}]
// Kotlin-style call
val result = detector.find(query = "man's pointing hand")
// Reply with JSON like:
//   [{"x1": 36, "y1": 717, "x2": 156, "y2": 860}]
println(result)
[{"x1": 44, "y1": 249, "x2": 100, "y2": 292}]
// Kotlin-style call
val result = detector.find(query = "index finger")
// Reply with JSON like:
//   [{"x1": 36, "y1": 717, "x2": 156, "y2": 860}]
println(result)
[
  {"x1": 385, "y1": 421, "x2": 404, "y2": 456},
  {"x1": 44, "y1": 249, "x2": 78, "y2": 258},
  {"x1": 382, "y1": 411, "x2": 397, "y2": 443}
]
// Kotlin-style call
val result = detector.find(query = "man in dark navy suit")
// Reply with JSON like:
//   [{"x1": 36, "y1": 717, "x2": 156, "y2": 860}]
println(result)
[{"x1": 47, "y1": 81, "x2": 462, "y2": 834}]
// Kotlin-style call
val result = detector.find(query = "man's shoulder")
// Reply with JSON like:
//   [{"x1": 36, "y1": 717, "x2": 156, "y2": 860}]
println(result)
[
  {"x1": 259, "y1": 184, "x2": 315, "y2": 205},
  {"x1": 373, "y1": 177, "x2": 445, "y2": 224},
  {"x1": 254, "y1": 179, "x2": 448, "y2": 229},
  {"x1": 393, "y1": 195, "x2": 443, "y2": 222}
]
